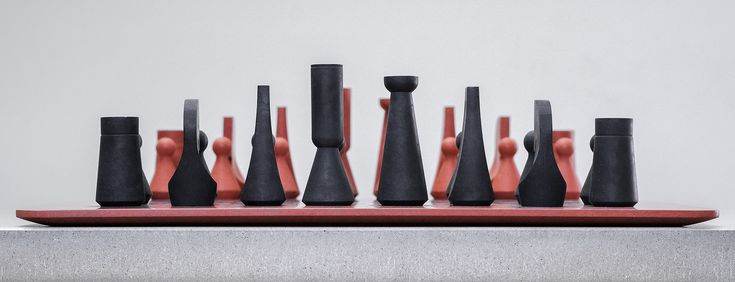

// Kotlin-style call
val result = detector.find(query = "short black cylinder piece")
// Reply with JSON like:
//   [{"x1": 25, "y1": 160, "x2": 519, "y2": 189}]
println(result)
[
  {"x1": 96, "y1": 117, "x2": 150, "y2": 206},
  {"x1": 589, "y1": 118, "x2": 638, "y2": 207}
]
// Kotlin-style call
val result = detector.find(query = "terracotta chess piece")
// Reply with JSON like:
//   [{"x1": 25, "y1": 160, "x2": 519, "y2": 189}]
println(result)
[
  {"x1": 377, "y1": 76, "x2": 428, "y2": 206},
  {"x1": 589, "y1": 118, "x2": 638, "y2": 207},
  {"x1": 447, "y1": 87, "x2": 494, "y2": 206},
  {"x1": 223, "y1": 117, "x2": 245, "y2": 186},
  {"x1": 515, "y1": 131, "x2": 533, "y2": 201},
  {"x1": 430, "y1": 107, "x2": 456, "y2": 200},
  {"x1": 516, "y1": 100, "x2": 566, "y2": 207},
  {"x1": 276, "y1": 107, "x2": 300, "y2": 199},
  {"x1": 150, "y1": 137, "x2": 177, "y2": 199},
  {"x1": 373, "y1": 98, "x2": 390, "y2": 196},
  {"x1": 493, "y1": 137, "x2": 519, "y2": 199},
  {"x1": 341, "y1": 88, "x2": 358, "y2": 196},
  {"x1": 302, "y1": 64, "x2": 355, "y2": 206},
  {"x1": 157, "y1": 130, "x2": 184, "y2": 164},
  {"x1": 580, "y1": 137, "x2": 594, "y2": 205},
  {"x1": 168, "y1": 99, "x2": 217, "y2": 206},
  {"x1": 489, "y1": 116, "x2": 510, "y2": 178},
  {"x1": 446, "y1": 131, "x2": 463, "y2": 197},
  {"x1": 211, "y1": 137, "x2": 241, "y2": 199},
  {"x1": 553, "y1": 130, "x2": 582, "y2": 200},
  {"x1": 241, "y1": 86, "x2": 286, "y2": 206},
  {"x1": 96, "y1": 117, "x2": 150, "y2": 206}
]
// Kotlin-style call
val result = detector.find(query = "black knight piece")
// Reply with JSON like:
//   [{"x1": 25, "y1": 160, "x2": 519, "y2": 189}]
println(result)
[
  {"x1": 447, "y1": 87, "x2": 494, "y2": 206},
  {"x1": 96, "y1": 117, "x2": 150, "y2": 206},
  {"x1": 516, "y1": 100, "x2": 566, "y2": 207},
  {"x1": 302, "y1": 64, "x2": 355, "y2": 206},
  {"x1": 241, "y1": 86, "x2": 286, "y2": 206},
  {"x1": 168, "y1": 99, "x2": 217, "y2": 206},
  {"x1": 580, "y1": 137, "x2": 594, "y2": 205},
  {"x1": 589, "y1": 118, "x2": 638, "y2": 207},
  {"x1": 377, "y1": 76, "x2": 428, "y2": 206}
]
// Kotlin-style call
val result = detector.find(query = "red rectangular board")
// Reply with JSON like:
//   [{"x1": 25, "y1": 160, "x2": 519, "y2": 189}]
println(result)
[{"x1": 16, "y1": 200, "x2": 718, "y2": 226}]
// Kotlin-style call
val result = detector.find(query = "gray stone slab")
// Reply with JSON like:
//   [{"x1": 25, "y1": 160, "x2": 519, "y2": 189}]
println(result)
[{"x1": 0, "y1": 226, "x2": 733, "y2": 281}]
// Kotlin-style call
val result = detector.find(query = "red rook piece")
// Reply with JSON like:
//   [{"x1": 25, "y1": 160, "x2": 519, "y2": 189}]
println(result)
[
  {"x1": 431, "y1": 107, "x2": 457, "y2": 199},
  {"x1": 373, "y1": 98, "x2": 390, "y2": 196},
  {"x1": 341, "y1": 88, "x2": 358, "y2": 196},
  {"x1": 211, "y1": 137, "x2": 241, "y2": 199},
  {"x1": 553, "y1": 130, "x2": 581, "y2": 200},
  {"x1": 276, "y1": 107, "x2": 300, "y2": 199}
]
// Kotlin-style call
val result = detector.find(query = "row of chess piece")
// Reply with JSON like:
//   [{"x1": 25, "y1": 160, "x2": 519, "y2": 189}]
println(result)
[{"x1": 95, "y1": 64, "x2": 638, "y2": 208}]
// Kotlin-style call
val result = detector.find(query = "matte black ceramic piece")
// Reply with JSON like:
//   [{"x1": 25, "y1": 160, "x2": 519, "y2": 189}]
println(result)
[
  {"x1": 377, "y1": 76, "x2": 428, "y2": 206},
  {"x1": 96, "y1": 117, "x2": 149, "y2": 206},
  {"x1": 515, "y1": 130, "x2": 535, "y2": 201},
  {"x1": 241, "y1": 86, "x2": 286, "y2": 206},
  {"x1": 302, "y1": 64, "x2": 355, "y2": 206},
  {"x1": 445, "y1": 131, "x2": 463, "y2": 197},
  {"x1": 580, "y1": 137, "x2": 594, "y2": 205},
  {"x1": 447, "y1": 87, "x2": 494, "y2": 206},
  {"x1": 168, "y1": 99, "x2": 217, "y2": 206},
  {"x1": 516, "y1": 100, "x2": 566, "y2": 207},
  {"x1": 589, "y1": 118, "x2": 638, "y2": 207}
]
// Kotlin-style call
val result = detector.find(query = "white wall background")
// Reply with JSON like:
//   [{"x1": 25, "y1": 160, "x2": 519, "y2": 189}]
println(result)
[{"x1": 1, "y1": 0, "x2": 733, "y2": 226}]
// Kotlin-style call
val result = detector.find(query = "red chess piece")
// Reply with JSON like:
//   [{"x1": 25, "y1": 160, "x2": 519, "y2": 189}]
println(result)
[
  {"x1": 157, "y1": 130, "x2": 184, "y2": 164},
  {"x1": 150, "y1": 137, "x2": 177, "y2": 199},
  {"x1": 489, "y1": 117, "x2": 511, "y2": 179},
  {"x1": 341, "y1": 88, "x2": 358, "y2": 196},
  {"x1": 223, "y1": 117, "x2": 245, "y2": 186},
  {"x1": 373, "y1": 98, "x2": 390, "y2": 196},
  {"x1": 492, "y1": 137, "x2": 520, "y2": 199},
  {"x1": 276, "y1": 107, "x2": 300, "y2": 199},
  {"x1": 211, "y1": 137, "x2": 241, "y2": 199},
  {"x1": 553, "y1": 130, "x2": 581, "y2": 200},
  {"x1": 431, "y1": 107, "x2": 456, "y2": 199}
]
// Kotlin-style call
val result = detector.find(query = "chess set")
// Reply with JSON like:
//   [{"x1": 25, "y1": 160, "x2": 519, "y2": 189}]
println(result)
[{"x1": 16, "y1": 64, "x2": 718, "y2": 226}]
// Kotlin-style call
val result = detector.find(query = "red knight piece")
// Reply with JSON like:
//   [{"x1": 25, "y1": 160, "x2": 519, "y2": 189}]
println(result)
[
  {"x1": 276, "y1": 107, "x2": 300, "y2": 199},
  {"x1": 431, "y1": 107, "x2": 457, "y2": 200}
]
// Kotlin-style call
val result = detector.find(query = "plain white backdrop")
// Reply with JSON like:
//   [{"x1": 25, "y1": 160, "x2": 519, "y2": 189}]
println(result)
[{"x1": 1, "y1": 0, "x2": 733, "y2": 226}]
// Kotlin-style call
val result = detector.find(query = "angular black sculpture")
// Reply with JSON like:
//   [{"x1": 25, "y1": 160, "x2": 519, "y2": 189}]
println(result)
[
  {"x1": 445, "y1": 131, "x2": 463, "y2": 197},
  {"x1": 447, "y1": 87, "x2": 494, "y2": 206},
  {"x1": 96, "y1": 117, "x2": 149, "y2": 206},
  {"x1": 302, "y1": 64, "x2": 355, "y2": 206},
  {"x1": 515, "y1": 131, "x2": 535, "y2": 201},
  {"x1": 241, "y1": 86, "x2": 286, "y2": 206},
  {"x1": 580, "y1": 137, "x2": 594, "y2": 205},
  {"x1": 516, "y1": 100, "x2": 566, "y2": 207},
  {"x1": 168, "y1": 99, "x2": 217, "y2": 206},
  {"x1": 377, "y1": 76, "x2": 428, "y2": 206},
  {"x1": 589, "y1": 118, "x2": 638, "y2": 207}
]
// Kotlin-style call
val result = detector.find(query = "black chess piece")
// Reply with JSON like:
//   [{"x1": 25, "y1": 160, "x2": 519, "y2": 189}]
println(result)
[
  {"x1": 589, "y1": 118, "x2": 638, "y2": 207},
  {"x1": 580, "y1": 136, "x2": 594, "y2": 205},
  {"x1": 447, "y1": 87, "x2": 494, "y2": 206},
  {"x1": 168, "y1": 99, "x2": 217, "y2": 206},
  {"x1": 445, "y1": 131, "x2": 463, "y2": 197},
  {"x1": 302, "y1": 64, "x2": 355, "y2": 206},
  {"x1": 241, "y1": 85, "x2": 286, "y2": 206},
  {"x1": 96, "y1": 117, "x2": 149, "y2": 206},
  {"x1": 515, "y1": 130, "x2": 534, "y2": 201},
  {"x1": 377, "y1": 76, "x2": 428, "y2": 206},
  {"x1": 516, "y1": 100, "x2": 566, "y2": 207}
]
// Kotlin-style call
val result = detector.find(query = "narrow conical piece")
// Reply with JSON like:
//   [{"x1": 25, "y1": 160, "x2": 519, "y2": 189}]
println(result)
[
  {"x1": 241, "y1": 86, "x2": 286, "y2": 206},
  {"x1": 448, "y1": 87, "x2": 494, "y2": 206},
  {"x1": 96, "y1": 117, "x2": 149, "y2": 206},
  {"x1": 373, "y1": 98, "x2": 390, "y2": 196},
  {"x1": 276, "y1": 107, "x2": 300, "y2": 199},
  {"x1": 377, "y1": 76, "x2": 428, "y2": 206},
  {"x1": 589, "y1": 118, "x2": 638, "y2": 207},
  {"x1": 431, "y1": 107, "x2": 456, "y2": 199},
  {"x1": 302, "y1": 64, "x2": 355, "y2": 206},
  {"x1": 516, "y1": 100, "x2": 566, "y2": 207},
  {"x1": 580, "y1": 137, "x2": 594, "y2": 205}
]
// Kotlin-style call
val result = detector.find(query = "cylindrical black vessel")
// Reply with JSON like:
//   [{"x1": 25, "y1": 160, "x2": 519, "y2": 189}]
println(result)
[
  {"x1": 96, "y1": 117, "x2": 149, "y2": 206},
  {"x1": 589, "y1": 118, "x2": 638, "y2": 207},
  {"x1": 311, "y1": 64, "x2": 344, "y2": 148}
]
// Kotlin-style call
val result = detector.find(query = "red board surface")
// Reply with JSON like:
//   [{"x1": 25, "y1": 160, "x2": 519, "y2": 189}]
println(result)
[{"x1": 17, "y1": 200, "x2": 717, "y2": 227}]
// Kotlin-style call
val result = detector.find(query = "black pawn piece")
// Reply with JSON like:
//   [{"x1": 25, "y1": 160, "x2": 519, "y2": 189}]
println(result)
[
  {"x1": 516, "y1": 100, "x2": 566, "y2": 207},
  {"x1": 377, "y1": 76, "x2": 428, "y2": 206},
  {"x1": 515, "y1": 130, "x2": 535, "y2": 201},
  {"x1": 302, "y1": 64, "x2": 355, "y2": 206},
  {"x1": 96, "y1": 117, "x2": 149, "y2": 206},
  {"x1": 445, "y1": 131, "x2": 463, "y2": 197},
  {"x1": 589, "y1": 118, "x2": 638, "y2": 207},
  {"x1": 580, "y1": 137, "x2": 594, "y2": 205},
  {"x1": 447, "y1": 87, "x2": 494, "y2": 206},
  {"x1": 169, "y1": 99, "x2": 217, "y2": 206},
  {"x1": 241, "y1": 86, "x2": 286, "y2": 206}
]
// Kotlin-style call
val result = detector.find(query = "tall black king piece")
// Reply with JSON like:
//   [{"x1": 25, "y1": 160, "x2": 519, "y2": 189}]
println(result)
[
  {"x1": 377, "y1": 76, "x2": 428, "y2": 206},
  {"x1": 589, "y1": 118, "x2": 638, "y2": 207},
  {"x1": 241, "y1": 85, "x2": 286, "y2": 206},
  {"x1": 516, "y1": 100, "x2": 566, "y2": 207},
  {"x1": 96, "y1": 117, "x2": 150, "y2": 206},
  {"x1": 168, "y1": 99, "x2": 217, "y2": 206},
  {"x1": 302, "y1": 64, "x2": 355, "y2": 206}
]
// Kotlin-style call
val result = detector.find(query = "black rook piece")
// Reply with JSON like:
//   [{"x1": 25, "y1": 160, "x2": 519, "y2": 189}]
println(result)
[
  {"x1": 241, "y1": 86, "x2": 286, "y2": 206},
  {"x1": 447, "y1": 87, "x2": 494, "y2": 206},
  {"x1": 302, "y1": 64, "x2": 355, "y2": 206},
  {"x1": 580, "y1": 137, "x2": 594, "y2": 205},
  {"x1": 589, "y1": 118, "x2": 638, "y2": 207},
  {"x1": 516, "y1": 100, "x2": 566, "y2": 207},
  {"x1": 96, "y1": 117, "x2": 150, "y2": 206},
  {"x1": 168, "y1": 99, "x2": 217, "y2": 206},
  {"x1": 377, "y1": 76, "x2": 428, "y2": 206}
]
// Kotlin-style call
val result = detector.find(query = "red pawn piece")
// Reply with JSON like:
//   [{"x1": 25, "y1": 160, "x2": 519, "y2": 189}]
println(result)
[
  {"x1": 373, "y1": 98, "x2": 390, "y2": 196},
  {"x1": 431, "y1": 107, "x2": 456, "y2": 199},
  {"x1": 150, "y1": 137, "x2": 177, "y2": 199},
  {"x1": 553, "y1": 130, "x2": 581, "y2": 200},
  {"x1": 489, "y1": 117, "x2": 511, "y2": 179},
  {"x1": 157, "y1": 130, "x2": 184, "y2": 165},
  {"x1": 341, "y1": 88, "x2": 358, "y2": 196},
  {"x1": 276, "y1": 107, "x2": 300, "y2": 199},
  {"x1": 492, "y1": 137, "x2": 520, "y2": 199},
  {"x1": 223, "y1": 117, "x2": 245, "y2": 186},
  {"x1": 211, "y1": 137, "x2": 241, "y2": 199}
]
